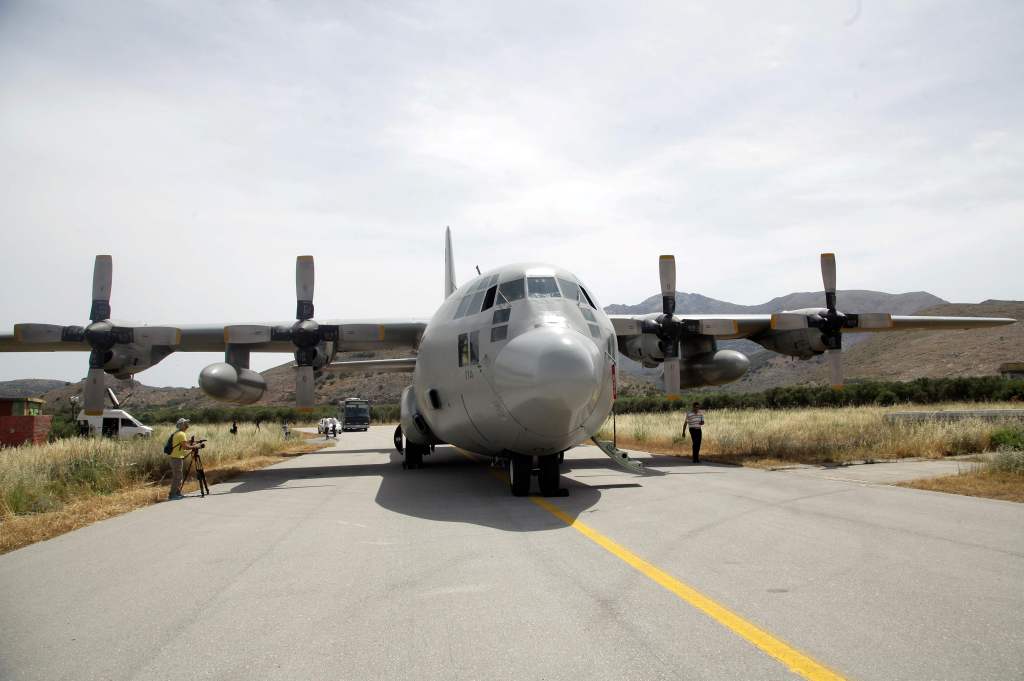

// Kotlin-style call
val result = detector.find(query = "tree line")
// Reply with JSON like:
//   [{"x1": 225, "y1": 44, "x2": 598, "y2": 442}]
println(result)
[{"x1": 612, "y1": 376, "x2": 1024, "y2": 413}]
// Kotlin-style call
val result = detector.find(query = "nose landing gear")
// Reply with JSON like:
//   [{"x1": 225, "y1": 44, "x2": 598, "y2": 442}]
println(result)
[{"x1": 509, "y1": 453, "x2": 568, "y2": 497}]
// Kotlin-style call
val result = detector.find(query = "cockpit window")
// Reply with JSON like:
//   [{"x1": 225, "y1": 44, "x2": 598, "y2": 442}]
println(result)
[
  {"x1": 481, "y1": 285, "x2": 497, "y2": 311},
  {"x1": 453, "y1": 294, "x2": 474, "y2": 319},
  {"x1": 468, "y1": 289, "x2": 486, "y2": 315},
  {"x1": 527, "y1": 276, "x2": 561, "y2": 298},
  {"x1": 557, "y1": 278, "x2": 580, "y2": 303},
  {"x1": 579, "y1": 285, "x2": 597, "y2": 309},
  {"x1": 498, "y1": 278, "x2": 525, "y2": 302}
]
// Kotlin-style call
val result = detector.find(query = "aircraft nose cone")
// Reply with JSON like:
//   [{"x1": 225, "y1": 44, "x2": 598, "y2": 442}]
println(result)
[{"x1": 493, "y1": 327, "x2": 603, "y2": 438}]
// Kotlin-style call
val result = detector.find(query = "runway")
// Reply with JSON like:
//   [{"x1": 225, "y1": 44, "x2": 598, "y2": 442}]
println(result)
[{"x1": 1, "y1": 427, "x2": 1022, "y2": 680}]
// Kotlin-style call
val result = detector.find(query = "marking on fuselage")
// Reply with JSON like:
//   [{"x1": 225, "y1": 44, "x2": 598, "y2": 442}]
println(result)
[{"x1": 458, "y1": 450, "x2": 846, "y2": 681}]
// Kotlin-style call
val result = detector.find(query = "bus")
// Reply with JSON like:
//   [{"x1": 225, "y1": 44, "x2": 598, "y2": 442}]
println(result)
[{"x1": 339, "y1": 398, "x2": 371, "y2": 431}]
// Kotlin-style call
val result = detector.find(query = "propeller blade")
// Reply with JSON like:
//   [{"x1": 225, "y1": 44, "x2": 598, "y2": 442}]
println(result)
[
  {"x1": 659, "y1": 255, "x2": 676, "y2": 316},
  {"x1": 295, "y1": 364, "x2": 315, "y2": 410},
  {"x1": 855, "y1": 313, "x2": 893, "y2": 329},
  {"x1": 133, "y1": 326, "x2": 182, "y2": 346},
  {"x1": 820, "y1": 253, "x2": 836, "y2": 294},
  {"x1": 769, "y1": 314, "x2": 809, "y2": 331},
  {"x1": 90, "y1": 255, "x2": 113, "y2": 321},
  {"x1": 13, "y1": 323, "x2": 66, "y2": 343},
  {"x1": 663, "y1": 357, "x2": 681, "y2": 399},
  {"x1": 296, "y1": 255, "x2": 315, "y2": 320},
  {"x1": 820, "y1": 252, "x2": 838, "y2": 314},
  {"x1": 223, "y1": 325, "x2": 272, "y2": 344},
  {"x1": 826, "y1": 349, "x2": 843, "y2": 389},
  {"x1": 84, "y1": 367, "x2": 106, "y2": 415}
]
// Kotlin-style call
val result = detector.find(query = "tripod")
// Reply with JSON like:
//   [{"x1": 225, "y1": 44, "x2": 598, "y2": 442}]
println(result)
[{"x1": 182, "y1": 449, "x2": 210, "y2": 497}]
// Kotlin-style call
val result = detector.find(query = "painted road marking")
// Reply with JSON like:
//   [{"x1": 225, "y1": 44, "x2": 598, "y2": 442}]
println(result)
[
  {"x1": 531, "y1": 496, "x2": 846, "y2": 681},
  {"x1": 463, "y1": 451, "x2": 846, "y2": 681}
]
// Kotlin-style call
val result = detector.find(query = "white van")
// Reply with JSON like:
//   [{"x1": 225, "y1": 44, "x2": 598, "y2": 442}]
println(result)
[
  {"x1": 318, "y1": 417, "x2": 339, "y2": 434},
  {"x1": 76, "y1": 409, "x2": 153, "y2": 439}
]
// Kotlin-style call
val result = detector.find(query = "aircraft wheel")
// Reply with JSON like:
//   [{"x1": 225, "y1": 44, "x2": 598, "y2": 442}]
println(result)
[
  {"x1": 405, "y1": 442, "x2": 425, "y2": 469},
  {"x1": 393, "y1": 425, "x2": 404, "y2": 454},
  {"x1": 539, "y1": 454, "x2": 567, "y2": 497},
  {"x1": 509, "y1": 454, "x2": 531, "y2": 496}
]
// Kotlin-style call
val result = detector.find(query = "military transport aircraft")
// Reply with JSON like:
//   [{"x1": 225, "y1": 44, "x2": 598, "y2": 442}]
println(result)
[{"x1": 1, "y1": 229, "x2": 1014, "y2": 496}]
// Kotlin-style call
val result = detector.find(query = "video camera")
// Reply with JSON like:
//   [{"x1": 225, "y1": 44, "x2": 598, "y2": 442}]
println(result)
[{"x1": 189, "y1": 436, "x2": 208, "y2": 450}]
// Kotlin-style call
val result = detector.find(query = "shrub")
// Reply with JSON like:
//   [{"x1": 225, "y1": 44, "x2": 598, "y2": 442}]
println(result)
[
  {"x1": 989, "y1": 448, "x2": 1024, "y2": 475},
  {"x1": 990, "y1": 427, "x2": 1024, "y2": 451}
]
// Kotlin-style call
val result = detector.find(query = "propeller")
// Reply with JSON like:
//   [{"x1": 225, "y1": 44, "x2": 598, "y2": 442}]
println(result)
[
  {"x1": 819, "y1": 253, "x2": 844, "y2": 388},
  {"x1": 14, "y1": 255, "x2": 180, "y2": 415},
  {"x1": 768, "y1": 253, "x2": 894, "y2": 389},
  {"x1": 658, "y1": 255, "x2": 682, "y2": 398},
  {"x1": 225, "y1": 256, "x2": 337, "y2": 410}
]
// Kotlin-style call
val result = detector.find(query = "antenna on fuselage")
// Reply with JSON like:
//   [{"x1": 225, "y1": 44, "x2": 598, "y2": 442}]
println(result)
[
  {"x1": 444, "y1": 226, "x2": 457, "y2": 299},
  {"x1": 475, "y1": 265, "x2": 481, "y2": 275}
]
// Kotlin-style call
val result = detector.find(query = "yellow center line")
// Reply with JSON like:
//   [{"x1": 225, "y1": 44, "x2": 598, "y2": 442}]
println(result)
[{"x1": 462, "y1": 450, "x2": 846, "y2": 681}]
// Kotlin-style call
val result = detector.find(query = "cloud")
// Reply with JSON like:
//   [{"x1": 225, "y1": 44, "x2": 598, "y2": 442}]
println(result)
[{"x1": 1, "y1": 0, "x2": 1021, "y2": 385}]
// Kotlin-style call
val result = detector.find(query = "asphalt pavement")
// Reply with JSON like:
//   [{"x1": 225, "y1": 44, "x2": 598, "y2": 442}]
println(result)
[{"x1": 1, "y1": 428, "x2": 1022, "y2": 680}]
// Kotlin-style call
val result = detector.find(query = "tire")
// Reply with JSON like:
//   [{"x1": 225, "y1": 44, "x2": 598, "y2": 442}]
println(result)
[
  {"x1": 509, "y1": 454, "x2": 532, "y2": 496},
  {"x1": 538, "y1": 454, "x2": 561, "y2": 496},
  {"x1": 406, "y1": 442, "x2": 425, "y2": 469}
]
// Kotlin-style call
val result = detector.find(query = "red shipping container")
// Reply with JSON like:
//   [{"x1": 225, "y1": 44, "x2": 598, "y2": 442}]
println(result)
[{"x1": 0, "y1": 415, "x2": 52, "y2": 447}]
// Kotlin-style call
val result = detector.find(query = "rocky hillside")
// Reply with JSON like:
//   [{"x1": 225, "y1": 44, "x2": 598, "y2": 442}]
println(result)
[
  {"x1": 723, "y1": 300, "x2": 1023, "y2": 392},
  {"x1": 0, "y1": 379, "x2": 69, "y2": 398},
  {"x1": 15, "y1": 293, "x2": 1017, "y2": 411},
  {"x1": 32, "y1": 349, "x2": 418, "y2": 413},
  {"x1": 605, "y1": 290, "x2": 946, "y2": 316},
  {"x1": 609, "y1": 289, "x2": 950, "y2": 384}
]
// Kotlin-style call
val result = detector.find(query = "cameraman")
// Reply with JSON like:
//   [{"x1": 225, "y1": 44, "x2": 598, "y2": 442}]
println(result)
[{"x1": 169, "y1": 418, "x2": 200, "y2": 500}]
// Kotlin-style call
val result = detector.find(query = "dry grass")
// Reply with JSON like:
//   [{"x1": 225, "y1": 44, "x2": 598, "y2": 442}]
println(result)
[
  {"x1": 0, "y1": 424, "x2": 322, "y2": 554},
  {"x1": 900, "y1": 448, "x2": 1024, "y2": 502},
  {"x1": 901, "y1": 472, "x2": 1024, "y2": 503},
  {"x1": 598, "y1": 403, "x2": 1022, "y2": 467}
]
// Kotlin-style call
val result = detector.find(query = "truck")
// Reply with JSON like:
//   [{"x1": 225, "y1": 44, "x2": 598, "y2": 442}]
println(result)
[
  {"x1": 76, "y1": 409, "x2": 153, "y2": 439},
  {"x1": 339, "y1": 398, "x2": 371, "y2": 431}
]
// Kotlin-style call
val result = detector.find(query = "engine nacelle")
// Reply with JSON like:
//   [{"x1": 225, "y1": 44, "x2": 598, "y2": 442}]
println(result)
[
  {"x1": 399, "y1": 386, "x2": 440, "y2": 445},
  {"x1": 621, "y1": 333, "x2": 669, "y2": 368},
  {"x1": 198, "y1": 363, "x2": 267, "y2": 404},
  {"x1": 754, "y1": 329, "x2": 827, "y2": 359},
  {"x1": 678, "y1": 350, "x2": 750, "y2": 388}
]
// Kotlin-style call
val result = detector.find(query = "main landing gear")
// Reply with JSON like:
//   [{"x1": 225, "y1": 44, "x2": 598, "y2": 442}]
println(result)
[
  {"x1": 509, "y1": 453, "x2": 568, "y2": 498},
  {"x1": 394, "y1": 425, "x2": 430, "y2": 469}
]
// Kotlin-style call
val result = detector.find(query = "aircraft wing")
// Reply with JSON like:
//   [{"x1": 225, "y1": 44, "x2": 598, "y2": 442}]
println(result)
[
  {"x1": 609, "y1": 313, "x2": 1016, "y2": 341},
  {"x1": 0, "y1": 320, "x2": 429, "y2": 353}
]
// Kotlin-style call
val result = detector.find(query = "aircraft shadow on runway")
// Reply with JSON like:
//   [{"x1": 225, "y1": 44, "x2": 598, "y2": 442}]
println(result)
[{"x1": 216, "y1": 445, "x2": 724, "y2": 532}]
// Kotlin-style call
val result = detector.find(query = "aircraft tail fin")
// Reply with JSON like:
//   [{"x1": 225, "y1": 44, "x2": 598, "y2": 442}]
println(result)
[{"x1": 444, "y1": 226, "x2": 457, "y2": 299}]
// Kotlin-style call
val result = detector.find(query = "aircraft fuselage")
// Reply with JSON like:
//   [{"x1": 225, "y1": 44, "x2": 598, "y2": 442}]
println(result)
[{"x1": 409, "y1": 263, "x2": 616, "y2": 458}]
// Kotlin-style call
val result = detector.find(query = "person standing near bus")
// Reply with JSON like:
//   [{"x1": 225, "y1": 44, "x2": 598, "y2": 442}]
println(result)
[{"x1": 685, "y1": 403, "x2": 705, "y2": 463}]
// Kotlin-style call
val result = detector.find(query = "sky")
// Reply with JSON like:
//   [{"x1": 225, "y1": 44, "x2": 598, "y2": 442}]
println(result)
[{"x1": 1, "y1": 0, "x2": 1022, "y2": 387}]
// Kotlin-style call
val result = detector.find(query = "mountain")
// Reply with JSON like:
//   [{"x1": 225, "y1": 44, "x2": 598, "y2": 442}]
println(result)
[
  {"x1": 0, "y1": 379, "x2": 69, "y2": 399},
  {"x1": 20, "y1": 291, "x2": 1017, "y2": 411},
  {"x1": 34, "y1": 349, "x2": 418, "y2": 414},
  {"x1": 605, "y1": 289, "x2": 951, "y2": 385},
  {"x1": 604, "y1": 290, "x2": 946, "y2": 316}
]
